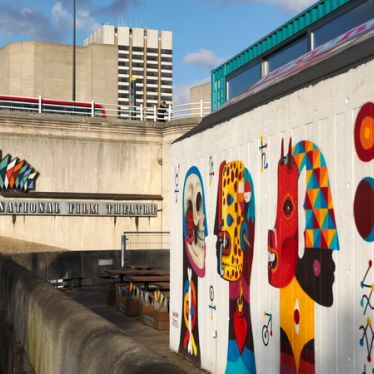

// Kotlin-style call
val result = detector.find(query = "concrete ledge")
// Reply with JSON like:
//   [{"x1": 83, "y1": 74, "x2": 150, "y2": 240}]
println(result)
[
  {"x1": 6, "y1": 250, "x2": 170, "y2": 283},
  {"x1": 0, "y1": 255, "x2": 186, "y2": 374}
]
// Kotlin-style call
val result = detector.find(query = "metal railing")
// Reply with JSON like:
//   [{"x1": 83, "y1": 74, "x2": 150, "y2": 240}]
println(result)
[{"x1": 0, "y1": 94, "x2": 211, "y2": 121}]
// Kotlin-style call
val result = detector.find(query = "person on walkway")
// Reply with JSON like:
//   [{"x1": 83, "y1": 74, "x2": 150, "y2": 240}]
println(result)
[{"x1": 157, "y1": 101, "x2": 167, "y2": 122}]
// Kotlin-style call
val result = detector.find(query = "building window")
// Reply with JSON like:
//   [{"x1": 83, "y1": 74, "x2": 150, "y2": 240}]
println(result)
[
  {"x1": 161, "y1": 65, "x2": 172, "y2": 71},
  {"x1": 118, "y1": 69, "x2": 129, "y2": 75},
  {"x1": 161, "y1": 88, "x2": 172, "y2": 94},
  {"x1": 161, "y1": 49, "x2": 172, "y2": 55},
  {"x1": 119, "y1": 61, "x2": 129, "y2": 67},
  {"x1": 148, "y1": 87, "x2": 158, "y2": 92},
  {"x1": 147, "y1": 63, "x2": 158, "y2": 69},
  {"x1": 118, "y1": 94, "x2": 128, "y2": 98},
  {"x1": 265, "y1": 36, "x2": 307, "y2": 74},
  {"x1": 161, "y1": 56, "x2": 172, "y2": 63},
  {"x1": 312, "y1": 0, "x2": 374, "y2": 48},
  {"x1": 147, "y1": 48, "x2": 159, "y2": 54},
  {"x1": 147, "y1": 95, "x2": 159, "y2": 101},
  {"x1": 132, "y1": 54, "x2": 143, "y2": 60},
  {"x1": 147, "y1": 71, "x2": 158, "y2": 77},
  {"x1": 161, "y1": 72, "x2": 172, "y2": 78},
  {"x1": 118, "y1": 77, "x2": 128, "y2": 83},
  {"x1": 118, "y1": 85, "x2": 128, "y2": 90},
  {"x1": 161, "y1": 80, "x2": 172, "y2": 86},
  {"x1": 132, "y1": 47, "x2": 144, "y2": 52},
  {"x1": 132, "y1": 62, "x2": 144, "y2": 68},
  {"x1": 147, "y1": 56, "x2": 158, "y2": 61},
  {"x1": 118, "y1": 53, "x2": 129, "y2": 59},
  {"x1": 226, "y1": 62, "x2": 261, "y2": 100},
  {"x1": 161, "y1": 97, "x2": 170, "y2": 102},
  {"x1": 147, "y1": 79, "x2": 158, "y2": 85},
  {"x1": 119, "y1": 46, "x2": 129, "y2": 51},
  {"x1": 136, "y1": 95, "x2": 143, "y2": 99}
]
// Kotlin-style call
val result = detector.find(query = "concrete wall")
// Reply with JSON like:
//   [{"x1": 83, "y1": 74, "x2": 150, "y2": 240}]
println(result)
[
  {"x1": 0, "y1": 112, "x2": 199, "y2": 251},
  {"x1": 170, "y1": 39, "x2": 374, "y2": 373},
  {"x1": 0, "y1": 255, "x2": 187, "y2": 374}
]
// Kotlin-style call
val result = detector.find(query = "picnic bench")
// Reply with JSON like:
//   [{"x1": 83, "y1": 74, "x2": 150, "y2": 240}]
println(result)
[
  {"x1": 105, "y1": 269, "x2": 170, "y2": 282},
  {"x1": 124, "y1": 275, "x2": 170, "y2": 291}
]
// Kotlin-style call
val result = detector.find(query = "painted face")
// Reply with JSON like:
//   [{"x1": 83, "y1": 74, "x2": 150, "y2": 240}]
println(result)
[
  {"x1": 216, "y1": 161, "x2": 251, "y2": 282},
  {"x1": 268, "y1": 140, "x2": 299, "y2": 288},
  {"x1": 184, "y1": 172, "x2": 206, "y2": 272}
]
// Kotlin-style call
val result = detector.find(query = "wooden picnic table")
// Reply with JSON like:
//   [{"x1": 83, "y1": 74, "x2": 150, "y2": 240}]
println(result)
[
  {"x1": 122, "y1": 264, "x2": 165, "y2": 270},
  {"x1": 105, "y1": 269, "x2": 170, "y2": 281},
  {"x1": 125, "y1": 275, "x2": 170, "y2": 291}
]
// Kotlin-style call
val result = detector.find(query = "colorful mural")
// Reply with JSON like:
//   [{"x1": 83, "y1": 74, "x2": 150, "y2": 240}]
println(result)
[
  {"x1": 0, "y1": 151, "x2": 38, "y2": 191},
  {"x1": 179, "y1": 166, "x2": 207, "y2": 366},
  {"x1": 214, "y1": 161, "x2": 256, "y2": 374},
  {"x1": 268, "y1": 139, "x2": 339, "y2": 374}
]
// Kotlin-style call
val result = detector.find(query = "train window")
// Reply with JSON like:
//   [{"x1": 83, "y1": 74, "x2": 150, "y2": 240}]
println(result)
[
  {"x1": 313, "y1": 0, "x2": 373, "y2": 48},
  {"x1": 226, "y1": 61, "x2": 261, "y2": 101},
  {"x1": 265, "y1": 36, "x2": 307, "y2": 74}
]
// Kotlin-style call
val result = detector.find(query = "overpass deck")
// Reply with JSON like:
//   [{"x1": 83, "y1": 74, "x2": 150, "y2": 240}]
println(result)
[{"x1": 65, "y1": 286, "x2": 206, "y2": 374}]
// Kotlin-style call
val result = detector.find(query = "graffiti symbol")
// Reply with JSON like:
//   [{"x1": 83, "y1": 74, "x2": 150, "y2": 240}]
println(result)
[
  {"x1": 208, "y1": 285, "x2": 216, "y2": 320},
  {"x1": 360, "y1": 260, "x2": 374, "y2": 368},
  {"x1": 259, "y1": 136, "x2": 268, "y2": 172},
  {"x1": 175, "y1": 165, "x2": 180, "y2": 202},
  {"x1": 262, "y1": 312, "x2": 273, "y2": 346},
  {"x1": 209, "y1": 157, "x2": 214, "y2": 186}
]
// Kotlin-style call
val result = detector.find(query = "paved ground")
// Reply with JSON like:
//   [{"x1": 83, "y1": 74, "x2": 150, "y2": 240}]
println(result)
[{"x1": 65, "y1": 286, "x2": 208, "y2": 374}]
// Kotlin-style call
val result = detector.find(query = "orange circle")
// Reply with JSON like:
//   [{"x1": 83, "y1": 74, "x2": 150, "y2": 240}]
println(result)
[{"x1": 360, "y1": 116, "x2": 374, "y2": 150}]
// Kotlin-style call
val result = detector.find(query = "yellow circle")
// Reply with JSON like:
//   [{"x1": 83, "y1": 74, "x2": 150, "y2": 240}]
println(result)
[
  {"x1": 367, "y1": 317, "x2": 371, "y2": 325},
  {"x1": 360, "y1": 116, "x2": 374, "y2": 150},
  {"x1": 371, "y1": 284, "x2": 374, "y2": 292}
]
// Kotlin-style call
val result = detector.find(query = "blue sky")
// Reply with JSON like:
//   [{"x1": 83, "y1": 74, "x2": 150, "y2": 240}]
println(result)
[{"x1": 0, "y1": 0, "x2": 316, "y2": 105}]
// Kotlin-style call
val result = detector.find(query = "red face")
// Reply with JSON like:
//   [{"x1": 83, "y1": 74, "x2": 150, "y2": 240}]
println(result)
[{"x1": 268, "y1": 139, "x2": 299, "y2": 288}]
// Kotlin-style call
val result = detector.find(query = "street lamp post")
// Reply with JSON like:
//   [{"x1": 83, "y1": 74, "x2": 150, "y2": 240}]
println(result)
[{"x1": 72, "y1": 0, "x2": 76, "y2": 103}]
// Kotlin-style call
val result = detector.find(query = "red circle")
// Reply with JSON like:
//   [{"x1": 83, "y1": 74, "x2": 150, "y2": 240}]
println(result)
[
  {"x1": 294, "y1": 309, "x2": 300, "y2": 325},
  {"x1": 355, "y1": 102, "x2": 374, "y2": 162},
  {"x1": 370, "y1": 260, "x2": 373, "y2": 267},
  {"x1": 354, "y1": 179, "x2": 374, "y2": 240},
  {"x1": 368, "y1": 355, "x2": 371, "y2": 363}
]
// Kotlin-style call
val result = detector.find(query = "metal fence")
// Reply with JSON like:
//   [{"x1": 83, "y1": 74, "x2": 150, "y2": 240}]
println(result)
[
  {"x1": 0, "y1": 95, "x2": 211, "y2": 121},
  {"x1": 121, "y1": 231, "x2": 170, "y2": 251}
]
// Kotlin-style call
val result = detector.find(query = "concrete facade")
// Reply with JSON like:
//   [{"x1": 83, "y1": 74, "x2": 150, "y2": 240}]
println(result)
[
  {"x1": 0, "y1": 111, "x2": 200, "y2": 252},
  {"x1": 84, "y1": 25, "x2": 173, "y2": 116},
  {"x1": 190, "y1": 83, "x2": 211, "y2": 107},
  {"x1": 0, "y1": 41, "x2": 119, "y2": 107}
]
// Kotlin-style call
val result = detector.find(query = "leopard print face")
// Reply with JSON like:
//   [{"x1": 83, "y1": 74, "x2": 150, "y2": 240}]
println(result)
[{"x1": 218, "y1": 161, "x2": 249, "y2": 281}]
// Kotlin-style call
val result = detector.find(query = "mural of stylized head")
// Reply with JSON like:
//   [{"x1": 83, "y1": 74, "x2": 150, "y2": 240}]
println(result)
[
  {"x1": 268, "y1": 139, "x2": 339, "y2": 306},
  {"x1": 268, "y1": 139, "x2": 299, "y2": 289},
  {"x1": 214, "y1": 161, "x2": 255, "y2": 283},
  {"x1": 183, "y1": 166, "x2": 208, "y2": 277}
]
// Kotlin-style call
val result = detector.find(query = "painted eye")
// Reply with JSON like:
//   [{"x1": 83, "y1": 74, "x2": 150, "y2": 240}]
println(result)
[
  {"x1": 283, "y1": 198, "x2": 293, "y2": 217},
  {"x1": 196, "y1": 192, "x2": 202, "y2": 212}
]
